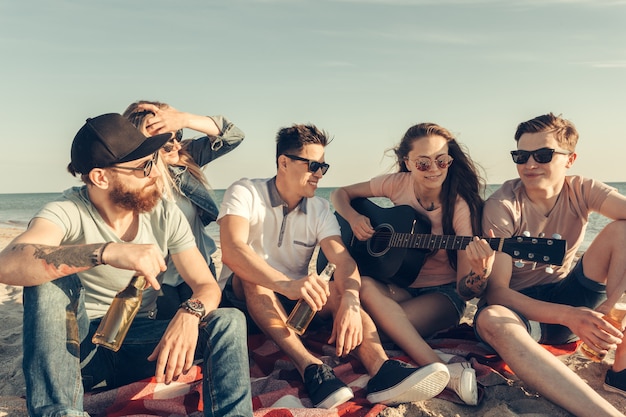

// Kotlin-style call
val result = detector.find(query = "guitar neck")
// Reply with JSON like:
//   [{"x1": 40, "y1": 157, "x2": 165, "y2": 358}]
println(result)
[{"x1": 388, "y1": 233, "x2": 503, "y2": 252}]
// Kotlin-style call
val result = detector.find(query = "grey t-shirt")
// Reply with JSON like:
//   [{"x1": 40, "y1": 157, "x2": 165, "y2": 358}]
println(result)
[{"x1": 35, "y1": 186, "x2": 196, "y2": 319}]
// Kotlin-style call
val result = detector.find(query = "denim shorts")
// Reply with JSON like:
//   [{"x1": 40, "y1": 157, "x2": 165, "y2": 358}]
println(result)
[
  {"x1": 404, "y1": 282, "x2": 468, "y2": 321},
  {"x1": 220, "y1": 273, "x2": 331, "y2": 334},
  {"x1": 475, "y1": 256, "x2": 607, "y2": 346}
]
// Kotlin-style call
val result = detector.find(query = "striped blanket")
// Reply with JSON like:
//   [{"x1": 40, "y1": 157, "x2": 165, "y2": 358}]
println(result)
[{"x1": 83, "y1": 324, "x2": 578, "y2": 416}]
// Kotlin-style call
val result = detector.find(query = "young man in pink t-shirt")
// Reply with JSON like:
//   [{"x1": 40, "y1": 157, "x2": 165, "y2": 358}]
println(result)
[{"x1": 475, "y1": 112, "x2": 626, "y2": 417}]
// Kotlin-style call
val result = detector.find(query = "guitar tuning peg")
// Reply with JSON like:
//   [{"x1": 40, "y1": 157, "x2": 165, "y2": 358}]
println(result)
[
  {"x1": 531, "y1": 262, "x2": 537, "y2": 270},
  {"x1": 545, "y1": 265, "x2": 555, "y2": 274},
  {"x1": 552, "y1": 233, "x2": 562, "y2": 239},
  {"x1": 522, "y1": 231, "x2": 531, "y2": 237},
  {"x1": 538, "y1": 232, "x2": 545, "y2": 238},
  {"x1": 515, "y1": 260, "x2": 525, "y2": 268}
]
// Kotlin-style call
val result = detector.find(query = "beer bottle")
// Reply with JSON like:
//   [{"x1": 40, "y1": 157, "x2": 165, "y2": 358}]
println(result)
[
  {"x1": 286, "y1": 263, "x2": 336, "y2": 335},
  {"x1": 92, "y1": 275, "x2": 145, "y2": 352}
]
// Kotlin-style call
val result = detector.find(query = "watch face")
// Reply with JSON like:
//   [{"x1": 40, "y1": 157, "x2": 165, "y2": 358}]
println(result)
[
  {"x1": 185, "y1": 299, "x2": 205, "y2": 315},
  {"x1": 187, "y1": 300, "x2": 203, "y2": 310}
]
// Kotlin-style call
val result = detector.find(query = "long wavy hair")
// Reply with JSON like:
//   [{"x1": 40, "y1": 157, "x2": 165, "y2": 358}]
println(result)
[
  {"x1": 122, "y1": 101, "x2": 210, "y2": 191},
  {"x1": 392, "y1": 123, "x2": 485, "y2": 270}
]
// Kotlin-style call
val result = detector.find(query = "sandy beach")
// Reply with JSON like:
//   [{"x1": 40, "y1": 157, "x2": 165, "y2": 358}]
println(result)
[{"x1": 0, "y1": 227, "x2": 625, "y2": 417}]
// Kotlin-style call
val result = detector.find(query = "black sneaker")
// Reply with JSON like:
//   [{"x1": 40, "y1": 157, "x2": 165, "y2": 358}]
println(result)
[
  {"x1": 303, "y1": 364, "x2": 354, "y2": 409},
  {"x1": 366, "y1": 360, "x2": 450, "y2": 405},
  {"x1": 604, "y1": 368, "x2": 626, "y2": 397}
]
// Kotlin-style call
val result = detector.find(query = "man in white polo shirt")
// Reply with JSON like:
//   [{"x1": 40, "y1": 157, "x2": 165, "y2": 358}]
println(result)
[{"x1": 218, "y1": 124, "x2": 450, "y2": 410}]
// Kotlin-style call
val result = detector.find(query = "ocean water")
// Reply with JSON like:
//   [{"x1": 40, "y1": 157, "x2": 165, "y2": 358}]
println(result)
[{"x1": 1, "y1": 183, "x2": 624, "y2": 252}]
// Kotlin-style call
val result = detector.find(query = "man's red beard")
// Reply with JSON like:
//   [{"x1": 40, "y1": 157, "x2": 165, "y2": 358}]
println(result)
[{"x1": 109, "y1": 177, "x2": 162, "y2": 213}]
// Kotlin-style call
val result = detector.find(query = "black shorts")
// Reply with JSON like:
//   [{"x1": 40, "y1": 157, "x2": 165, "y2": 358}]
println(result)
[
  {"x1": 220, "y1": 273, "x2": 331, "y2": 334},
  {"x1": 475, "y1": 256, "x2": 607, "y2": 346}
]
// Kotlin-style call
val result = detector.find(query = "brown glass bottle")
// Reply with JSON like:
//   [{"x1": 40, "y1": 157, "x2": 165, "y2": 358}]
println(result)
[
  {"x1": 92, "y1": 275, "x2": 145, "y2": 352},
  {"x1": 579, "y1": 302, "x2": 626, "y2": 362},
  {"x1": 286, "y1": 263, "x2": 336, "y2": 335}
]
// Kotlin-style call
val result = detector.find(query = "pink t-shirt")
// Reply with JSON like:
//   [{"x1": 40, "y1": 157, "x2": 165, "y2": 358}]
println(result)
[
  {"x1": 369, "y1": 172, "x2": 474, "y2": 288},
  {"x1": 483, "y1": 176, "x2": 615, "y2": 291}
]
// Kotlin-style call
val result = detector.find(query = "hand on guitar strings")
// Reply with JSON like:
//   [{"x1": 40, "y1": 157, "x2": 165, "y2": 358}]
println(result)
[{"x1": 350, "y1": 214, "x2": 375, "y2": 241}]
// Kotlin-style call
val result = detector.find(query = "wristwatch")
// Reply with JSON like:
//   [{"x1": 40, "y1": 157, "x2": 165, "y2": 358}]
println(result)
[{"x1": 178, "y1": 299, "x2": 206, "y2": 320}]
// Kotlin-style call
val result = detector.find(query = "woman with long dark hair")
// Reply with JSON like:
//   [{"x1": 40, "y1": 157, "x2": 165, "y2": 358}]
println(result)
[{"x1": 331, "y1": 122, "x2": 494, "y2": 406}]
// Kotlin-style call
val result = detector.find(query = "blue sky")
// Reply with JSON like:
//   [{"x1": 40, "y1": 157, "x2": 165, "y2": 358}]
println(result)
[{"x1": 1, "y1": 0, "x2": 625, "y2": 193}]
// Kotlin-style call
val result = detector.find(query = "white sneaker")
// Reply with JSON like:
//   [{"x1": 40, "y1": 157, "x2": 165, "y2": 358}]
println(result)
[
  {"x1": 366, "y1": 360, "x2": 450, "y2": 405},
  {"x1": 432, "y1": 349, "x2": 457, "y2": 364},
  {"x1": 446, "y1": 362, "x2": 478, "y2": 405}
]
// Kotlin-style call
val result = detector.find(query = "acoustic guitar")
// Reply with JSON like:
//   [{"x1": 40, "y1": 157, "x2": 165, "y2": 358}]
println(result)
[{"x1": 317, "y1": 198, "x2": 567, "y2": 287}]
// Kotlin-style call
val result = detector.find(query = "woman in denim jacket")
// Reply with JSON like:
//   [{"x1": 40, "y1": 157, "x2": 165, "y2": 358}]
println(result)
[{"x1": 124, "y1": 101, "x2": 245, "y2": 319}]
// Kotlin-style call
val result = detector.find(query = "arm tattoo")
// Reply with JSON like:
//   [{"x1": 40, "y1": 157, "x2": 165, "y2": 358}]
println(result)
[
  {"x1": 10, "y1": 243, "x2": 104, "y2": 270},
  {"x1": 458, "y1": 269, "x2": 489, "y2": 299}
]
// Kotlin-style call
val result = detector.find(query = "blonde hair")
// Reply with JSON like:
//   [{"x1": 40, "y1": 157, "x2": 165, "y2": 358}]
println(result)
[{"x1": 122, "y1": 100, "x2": 211, "y2": 200}]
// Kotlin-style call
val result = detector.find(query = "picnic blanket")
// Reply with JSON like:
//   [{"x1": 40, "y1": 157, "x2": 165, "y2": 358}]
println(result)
[{"x1": 83, "y1": 324, "x2": 579, "y2": 417}]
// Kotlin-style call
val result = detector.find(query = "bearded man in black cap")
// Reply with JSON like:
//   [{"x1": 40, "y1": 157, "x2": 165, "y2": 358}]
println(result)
[{"x1": 0, "y1": 113, "x2": 252, "y2": 417}]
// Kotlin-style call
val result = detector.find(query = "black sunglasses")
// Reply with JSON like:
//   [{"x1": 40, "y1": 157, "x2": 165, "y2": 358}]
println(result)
[
  {"x1": 284, "y1": 154, "x2": 330, "y2": 175},
  {"x1": 112, "y1": 152, "x2": 159, "y2": 177},
  {"x1": 510, "y1": 147, "x2": 571, "y2": 164},
  {"x1": 162, "y1": 130, "x2": 183, "y2": 152}
]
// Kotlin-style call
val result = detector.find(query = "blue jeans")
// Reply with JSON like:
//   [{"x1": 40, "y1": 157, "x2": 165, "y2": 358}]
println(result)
[{"x1": 23, "y1": 274, "x2": 252, "y2": 417}]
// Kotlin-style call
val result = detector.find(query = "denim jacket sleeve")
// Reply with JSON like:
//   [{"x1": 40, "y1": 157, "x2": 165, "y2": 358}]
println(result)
[{"x1": 184, "y1": 115, "x2": 245, "y2": 167}]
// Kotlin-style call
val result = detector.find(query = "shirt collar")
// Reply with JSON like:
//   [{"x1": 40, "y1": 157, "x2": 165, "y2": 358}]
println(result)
[{"x1": 266, "y1": 176, "x2": 308, "y2": 213}]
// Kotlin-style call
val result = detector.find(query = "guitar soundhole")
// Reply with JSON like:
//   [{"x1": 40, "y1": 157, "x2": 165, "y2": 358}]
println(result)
[{"x1": 367, "y1": 223, "x2": 393, "y2": 258}]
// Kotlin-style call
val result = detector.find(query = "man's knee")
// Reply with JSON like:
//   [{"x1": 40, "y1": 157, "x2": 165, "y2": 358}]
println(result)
[
  {"x1": 23, "y1": 274, "x2": 82, "y2": 306},
  {"x1": 23, "y1": 275, "x2": 84, "y2": 346},
  {"x1": 205, "y1": 308, "x2": 247, "y2": 339},
  {"x1": 230, "y1": 274, "x2": 247, "y2": 301},
  {"x1": 475, "y1": 305, "x2": 525, "y2": 342},
  {"x1": 597, "y1": 220, "x2": 626, "y2": 245},
  {"x1": 241, "y1": 280, "x2": 279, "y2": 309},
  {"x1": 209, "y1": 307, "x2": 245, "y2": 328}
]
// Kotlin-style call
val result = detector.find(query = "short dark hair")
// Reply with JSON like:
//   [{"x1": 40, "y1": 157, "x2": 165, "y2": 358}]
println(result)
[
  {"x1": 514, "y1": 112, "x2": 578, "y2": 151},
  {"x1": 275, "y1": 124, "x2": 331, "y2": 165}
]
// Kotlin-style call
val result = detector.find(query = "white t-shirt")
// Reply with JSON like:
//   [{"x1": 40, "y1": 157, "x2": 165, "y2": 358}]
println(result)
[
  {"x1": 217, "y1": 177, "x2": 340, "y2": 287},
  {"x1": 35, "y1": 186, "x2": 197, "y2": 318}
]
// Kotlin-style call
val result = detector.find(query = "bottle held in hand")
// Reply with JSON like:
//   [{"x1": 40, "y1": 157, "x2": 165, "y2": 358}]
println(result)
[
  {"x1": 286, "y1": 263, "x2": 336, "y2": 335},
  {"x1": 92, "y1": 275, "x2": 145, "y2": 352},
  {"x1": 579, "y1": 302, "x2": 626, "y2": 362}
]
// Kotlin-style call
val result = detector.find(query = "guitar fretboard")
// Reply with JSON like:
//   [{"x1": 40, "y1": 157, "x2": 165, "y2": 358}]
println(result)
[{"x1": 384, "y1": 233, "x2": 503, "y2": 251}]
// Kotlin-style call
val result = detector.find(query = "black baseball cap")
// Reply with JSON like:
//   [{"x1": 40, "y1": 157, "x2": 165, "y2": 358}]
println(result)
[{"x1": 69, "y1": 113, "x2": 172, "y2": 175}]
